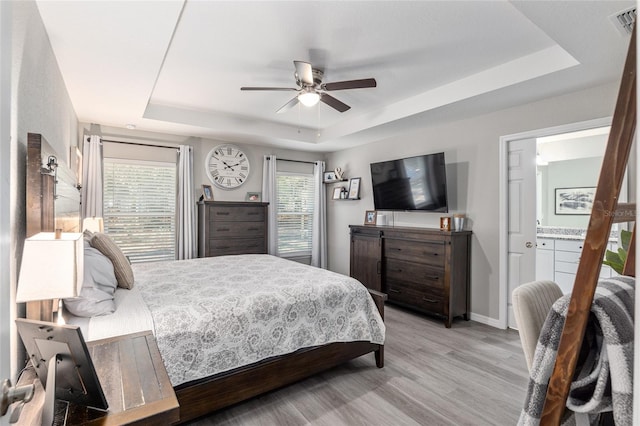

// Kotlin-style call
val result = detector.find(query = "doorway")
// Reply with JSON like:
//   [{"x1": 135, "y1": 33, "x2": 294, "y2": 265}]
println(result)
[{"x1": 498, "y1": 117, "x2": 613, "y2": 329}]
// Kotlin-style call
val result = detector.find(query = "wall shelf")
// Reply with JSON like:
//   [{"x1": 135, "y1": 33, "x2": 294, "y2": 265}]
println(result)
[{"x1": 324, "y1": 178, "x2": 348, "y2": 184}]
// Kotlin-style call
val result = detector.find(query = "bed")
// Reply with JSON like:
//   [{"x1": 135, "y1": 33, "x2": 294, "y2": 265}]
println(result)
[{"x1": 25, "y1": 133, "x2": 386, "y2": 423}]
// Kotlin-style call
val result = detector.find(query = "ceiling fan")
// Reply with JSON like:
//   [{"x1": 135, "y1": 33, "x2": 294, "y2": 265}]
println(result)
[{"x1": 241, "y1": 61, "x2": 376, "y2": 113}]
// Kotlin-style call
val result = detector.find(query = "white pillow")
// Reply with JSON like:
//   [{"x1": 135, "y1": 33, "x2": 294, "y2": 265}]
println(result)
[{"x1": 63, "y1": 243, "x2": 118, "y2": 317}]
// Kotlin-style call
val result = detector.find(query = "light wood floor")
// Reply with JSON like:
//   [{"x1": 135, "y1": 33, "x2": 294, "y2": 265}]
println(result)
[{"x1": 185, "y1": 305, "x2": 529, "y2": 426}]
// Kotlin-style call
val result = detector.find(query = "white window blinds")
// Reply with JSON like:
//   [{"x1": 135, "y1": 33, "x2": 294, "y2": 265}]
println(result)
[
  {"x1": 276, "y1": 173, "x2": 315, "y2": 257},
  {"x1": 103, "y1": 159, "x2": 176, "y2": 263}
]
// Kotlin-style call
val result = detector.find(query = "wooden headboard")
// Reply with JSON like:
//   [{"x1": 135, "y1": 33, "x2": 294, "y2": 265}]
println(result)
[{"x1": 25, "y1": 132, "x2": 81, "y2": 320}]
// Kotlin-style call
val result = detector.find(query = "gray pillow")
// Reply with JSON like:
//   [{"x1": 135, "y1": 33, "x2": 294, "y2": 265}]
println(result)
[
  {"x1": 90, "y1": 232, "x2": 134, "y2": 289},
  {"x1": 63, "y1": 243, "x2": 118, "y2": 317}
]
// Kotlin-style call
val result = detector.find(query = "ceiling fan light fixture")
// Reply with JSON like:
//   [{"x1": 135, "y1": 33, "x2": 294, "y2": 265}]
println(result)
[{"x1": 298, "y1": 91, "x2": 320, "y2": 107}]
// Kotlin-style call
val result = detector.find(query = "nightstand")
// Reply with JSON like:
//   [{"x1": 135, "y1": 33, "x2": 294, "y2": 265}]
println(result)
[{"x1": 16, "y1": 330, "x2": 179, "y2": 425}]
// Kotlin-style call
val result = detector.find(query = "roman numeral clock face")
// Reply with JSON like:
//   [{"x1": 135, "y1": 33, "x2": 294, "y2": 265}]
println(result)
[{"x1": 205, "y1": 144, "x2": 251, "y2": 189}]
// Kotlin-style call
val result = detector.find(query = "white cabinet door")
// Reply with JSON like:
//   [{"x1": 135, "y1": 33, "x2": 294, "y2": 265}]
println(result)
[
  {"x1": 553, "y1": 238, "x2": 612, "y2": 293},
  {"x1": 535, "y1": 238, "x2": 554, "y2": 281}
]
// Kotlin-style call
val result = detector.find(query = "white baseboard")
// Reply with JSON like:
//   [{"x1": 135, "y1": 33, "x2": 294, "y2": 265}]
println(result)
[{"x1": 469, "y1": 312, "x2": 505, "y2": 329}]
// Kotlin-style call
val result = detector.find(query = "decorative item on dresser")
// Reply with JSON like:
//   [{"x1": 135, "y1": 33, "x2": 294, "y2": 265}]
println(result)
[
  {"x1": 350, "y1": 225, "x2": 472, "y2": 328},
  {"x1": 364, "y1": 210, "x2": 377, "y2": 225},
  {"x1": 198, "y1": 201, "x2": 269, "y2": 257},
  {"x1": 202, "y1": 184, "x2": 214, "y2": 201}
]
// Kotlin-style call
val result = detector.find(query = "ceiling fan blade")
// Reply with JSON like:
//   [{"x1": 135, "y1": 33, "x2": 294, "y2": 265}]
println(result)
[
  {"x1": 322, "y1": 78, "x2": 377, "y2": 91},
  {"x1": 293, "y1": 61, "x2": 314, "y2": 86},
  {"x1": 241, "y1": 87, "x2": 297, "y2": 91},
  {"x1": 320, "y1": 94, "x2": 350, "y2": 113},
  {"x1": 276, "y1": 97, "x2": 299, "y2": 114}
]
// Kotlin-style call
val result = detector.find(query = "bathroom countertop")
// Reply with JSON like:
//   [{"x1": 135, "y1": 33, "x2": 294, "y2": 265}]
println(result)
[
  {"x1": 536, "y1": 233, "x2": 584, "y2": 241},
  {"x1": 536, "y1": 233, "x2": 618, "y2": 243}
]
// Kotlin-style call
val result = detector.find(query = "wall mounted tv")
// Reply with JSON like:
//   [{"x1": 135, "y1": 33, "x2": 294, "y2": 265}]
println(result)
[{"x1": 370, "y1": 152, "x2": 448, "y2": 212}]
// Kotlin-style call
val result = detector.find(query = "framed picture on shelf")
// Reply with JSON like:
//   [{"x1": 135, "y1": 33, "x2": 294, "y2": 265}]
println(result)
[
  {"x1": 332, "y1": 187, "x2": 343, "y2": 200},
  {"x1": 245, "y1": 192, "x2": 261, "y2": 202},
  {"x1": 440, "y1": 216, "x2": 451, "y2": 231},
  {"x1": 364, "y1": 210, "x2": 377, "y2": 225},
  {"x1": 347, "y1": 177, "x2": 361, "y2": 199},
  {"x1": 202, "y1": 184, "x2": 214, "y2": 201},
  {"x1": 323, "y1": 171, "x2": 337, "y2": 182},
  {"x1": 555, "y1": 187, "x2": 595, "y2": 215}
]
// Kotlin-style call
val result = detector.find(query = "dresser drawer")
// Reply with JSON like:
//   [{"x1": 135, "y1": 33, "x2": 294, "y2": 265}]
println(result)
[
  {"x1": 384, "y1": 258, "x2": 444, "y2": 290},
  {"x1": 208, "y1": 205, "x2": 265, "y2": 222},
  {"x1": 208, "y1": 238, "x2": 265, "y2": 255},
  {"x1": 384, "y1": 238, "x2": 445, "y2": 267},
  {"x1": 386, "y1": 282, "x2": 444, "y2": 314},
  {"x1": 554, "y1": 239, "x2": 585, "y2": 253},
  {"x1": 209, "y1": 221, "x2": 265, "y2": 238}
]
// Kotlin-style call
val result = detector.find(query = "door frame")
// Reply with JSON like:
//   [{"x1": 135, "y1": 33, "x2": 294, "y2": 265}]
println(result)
[{"x1": 498, "y1": 116, "x2": 612, "y2": 329}]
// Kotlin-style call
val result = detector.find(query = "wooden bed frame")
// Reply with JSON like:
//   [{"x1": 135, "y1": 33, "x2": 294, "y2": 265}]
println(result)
[{"x1": 25, "y1": 132, "x2": 386, "y2": 424}]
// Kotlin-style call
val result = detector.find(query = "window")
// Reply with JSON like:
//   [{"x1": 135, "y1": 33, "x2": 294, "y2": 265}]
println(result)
[
  {"x1": 276, "y1": 172, "x2": 315, "y2": 257},
  {"x1": 103, "y1": 159, "x2": 176, "y2": 263}
]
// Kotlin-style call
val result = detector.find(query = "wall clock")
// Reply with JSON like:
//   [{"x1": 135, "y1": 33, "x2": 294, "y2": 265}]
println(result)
[{"x1": 205, "y1": 144, "x2": 250, "y2": 189}]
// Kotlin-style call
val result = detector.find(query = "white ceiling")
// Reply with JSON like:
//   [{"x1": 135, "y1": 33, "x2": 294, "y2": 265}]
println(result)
[{"x1": 35, "y1": 1, "x2": 635, "y2": 152}]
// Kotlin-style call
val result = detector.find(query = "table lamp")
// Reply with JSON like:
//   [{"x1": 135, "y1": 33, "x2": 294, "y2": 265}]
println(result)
[
  {"x1": 82, "y1": 217, "x2": 104, "y2": 233},
  {"x1": 16, "y1": 231, "x2": 84, "y2": 324}
]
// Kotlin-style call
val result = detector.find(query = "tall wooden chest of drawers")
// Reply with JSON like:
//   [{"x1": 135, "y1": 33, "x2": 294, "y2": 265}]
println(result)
[
  {"x1": 350, "y1": 225, "x2": 471, "y2": 328},
  {"x1": 198, "y1": 201, "x2": 269, "y2": 257}
]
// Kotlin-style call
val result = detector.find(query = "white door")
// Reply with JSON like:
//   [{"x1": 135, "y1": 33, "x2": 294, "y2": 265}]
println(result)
[{"x1": 507, "y1": 138, "x2": 537, "y2": 328}]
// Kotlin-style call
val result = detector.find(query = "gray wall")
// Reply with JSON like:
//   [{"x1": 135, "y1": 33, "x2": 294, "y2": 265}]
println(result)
[
  {"x1": 9, "y1": 1, "x2": 79, "y2": 379},
  {"x1": 326, "y1": 82, "x2": 618, "y2": 322}
]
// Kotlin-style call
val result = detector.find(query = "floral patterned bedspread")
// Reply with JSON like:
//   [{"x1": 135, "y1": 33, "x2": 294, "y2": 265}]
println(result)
[{"x1": 132, "y1": 254, "x2": 385, "y2": 386}]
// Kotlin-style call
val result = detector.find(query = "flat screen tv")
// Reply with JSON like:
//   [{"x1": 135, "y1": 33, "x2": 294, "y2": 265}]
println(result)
[{"x1": 370, "y1": 152, "x2": 448, "y2": 212}]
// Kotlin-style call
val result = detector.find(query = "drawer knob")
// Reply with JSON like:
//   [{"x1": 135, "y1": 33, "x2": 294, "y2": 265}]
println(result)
[
  {"x1": 388, "y1": 289, "x2": 400, "y2": 294},
  {"x1": 427, "y1": 276, "x2": 439, "y2": 280},
  {"x1": 422, "y1": 297, "x2": 438, "y2": 303},
  {"x1": 216, "y1": 212, "x2": 230, "y2": 216},
  {"x1": 217, "y1": 228, "x2": 230, "y2": 232},
  {"x1": 247, "y1": 227, "x2": 260, "y2": 231}
]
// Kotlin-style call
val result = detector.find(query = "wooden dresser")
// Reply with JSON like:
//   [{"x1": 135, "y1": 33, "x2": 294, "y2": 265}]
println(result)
[
  {"x1": 349, "y1": 225, "x2": 471, "y2": 328},
  {"x1": 198, "y1": 201, "x2": 268, "y2": 257}
]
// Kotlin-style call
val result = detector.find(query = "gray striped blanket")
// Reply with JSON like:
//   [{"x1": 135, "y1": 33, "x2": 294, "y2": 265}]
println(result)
[{"x1": 518, "y1": 276, "x2": 634, "y2": 425}]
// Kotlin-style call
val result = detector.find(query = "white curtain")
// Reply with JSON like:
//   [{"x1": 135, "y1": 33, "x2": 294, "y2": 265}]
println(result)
[
  {"x1": 262, "y1": 155, "x2": 278, "y2": 255},
  {"x1": 81, "y1": 135, "x2": 103, "y2": 219},
  {"x1": 176, "y1": 145, "x2": 196, "y2": 259},
  {"x1": 311, "y1": 161, "x2": 328, "y2": 268}
]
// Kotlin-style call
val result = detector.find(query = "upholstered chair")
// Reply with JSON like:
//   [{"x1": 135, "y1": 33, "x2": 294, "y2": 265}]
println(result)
[{"x1": 512, "y1": 280, "x2": 563, "y2": 372}]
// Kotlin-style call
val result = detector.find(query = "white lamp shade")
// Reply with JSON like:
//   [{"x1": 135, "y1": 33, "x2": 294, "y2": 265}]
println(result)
[
  {"x1": 82, "y1": 217, "x2": 104, "y2": 233},
  {"x1": 298, "y1": 92, "x2": 320, "y2": 107},
  {"x1": 16, "y1": 232, "x2": 84, "y2": 302}
]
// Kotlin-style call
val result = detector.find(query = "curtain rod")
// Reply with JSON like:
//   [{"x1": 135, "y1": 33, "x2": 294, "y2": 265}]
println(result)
[
  {"x1": 266, "y1": 156, "x2": 316, "y2": 165},
  {"x1": 101, "y1": 138, "x2": 180, "y2": 151}
]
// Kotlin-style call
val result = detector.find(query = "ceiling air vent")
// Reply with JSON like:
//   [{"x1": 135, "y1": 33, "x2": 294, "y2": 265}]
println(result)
[{"x1": 610, "y1": 7, "x2": 636, "y2": 36}]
